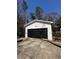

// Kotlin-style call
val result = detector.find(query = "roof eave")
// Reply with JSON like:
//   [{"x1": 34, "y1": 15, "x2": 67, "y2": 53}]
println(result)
[{"x1": 24, "y1": 20, "x2": 53, "y2": 27}]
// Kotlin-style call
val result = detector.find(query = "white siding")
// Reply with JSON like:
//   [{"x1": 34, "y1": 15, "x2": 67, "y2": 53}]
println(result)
[{"x1": 25, "y1": 22, "x2": 53, "y2": 41}]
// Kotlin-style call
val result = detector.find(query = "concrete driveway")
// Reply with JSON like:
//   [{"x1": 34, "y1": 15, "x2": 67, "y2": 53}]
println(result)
[{"x1": 17, "y1": 38, "x2": 61, "y2": 59}]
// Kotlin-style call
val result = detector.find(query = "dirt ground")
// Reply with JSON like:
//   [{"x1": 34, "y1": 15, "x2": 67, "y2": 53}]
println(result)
[{"x1": 17, "y1": 38, "x2": 61, "y2": 59}]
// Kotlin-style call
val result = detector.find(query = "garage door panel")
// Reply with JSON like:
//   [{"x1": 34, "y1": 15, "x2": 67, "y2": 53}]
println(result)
[{"x1": 28, "y1": 28, "x2": 47, "y2": 39}]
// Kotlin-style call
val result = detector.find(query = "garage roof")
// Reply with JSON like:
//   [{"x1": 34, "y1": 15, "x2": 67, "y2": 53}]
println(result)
[{"x1": 24, "y1": 19, "x2": 53, "y2": 27}]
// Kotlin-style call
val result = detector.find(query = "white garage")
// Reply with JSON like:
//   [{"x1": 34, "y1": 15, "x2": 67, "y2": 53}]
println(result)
[{"x1": 24, "y1": 19, "x2": 53, "y2": 41}]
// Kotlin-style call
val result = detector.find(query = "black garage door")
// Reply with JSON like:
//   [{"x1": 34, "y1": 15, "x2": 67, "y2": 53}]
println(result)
[{"x1": 28, "y1": 28, "x2": 47, "y2": 39}]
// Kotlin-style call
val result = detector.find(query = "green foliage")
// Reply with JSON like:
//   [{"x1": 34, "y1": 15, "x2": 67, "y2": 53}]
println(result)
[
  {"x1": 35, "y1": 7, "x2": 43, "y2": 19},
  {"x1": 30, "y1": 6, "x2": 44, "y2": 20}
]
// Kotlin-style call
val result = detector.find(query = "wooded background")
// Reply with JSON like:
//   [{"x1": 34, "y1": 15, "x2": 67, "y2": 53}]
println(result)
[{"x1": 17, "y1": 0, "x2": 61, "y2": 41}]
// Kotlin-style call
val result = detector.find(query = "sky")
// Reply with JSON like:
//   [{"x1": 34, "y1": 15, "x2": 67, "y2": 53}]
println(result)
[
  {"x1": 18, "y1": 0, "x2": 61, "y2": 15},
  {"x1": 26, "y1": 0, "x2": 61, "y2": 14}
]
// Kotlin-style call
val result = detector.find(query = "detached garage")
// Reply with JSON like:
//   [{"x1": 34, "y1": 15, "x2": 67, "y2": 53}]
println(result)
[{"x1": 24, "y1": 19, "x2": 53, "y2": 41}]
